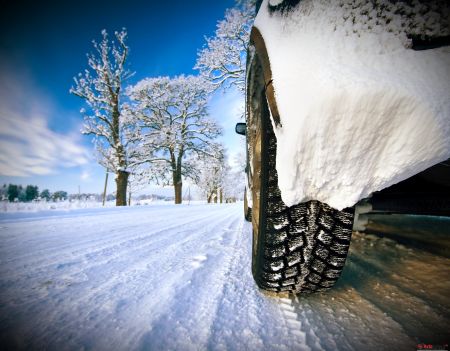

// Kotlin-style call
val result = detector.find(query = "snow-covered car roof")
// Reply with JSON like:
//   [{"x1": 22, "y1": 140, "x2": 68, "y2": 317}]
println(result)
[{"x1": 253, "y1": 0, "x2": 450, "y2": 210}]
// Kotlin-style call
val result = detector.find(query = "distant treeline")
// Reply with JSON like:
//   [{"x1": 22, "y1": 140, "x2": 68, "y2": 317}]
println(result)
[
  {"x1": 0, "y1": 184, "x2": 70, "y2": 202},
  {"x1": 0, "y1": 184, "x2": 172, "y2": 203}
]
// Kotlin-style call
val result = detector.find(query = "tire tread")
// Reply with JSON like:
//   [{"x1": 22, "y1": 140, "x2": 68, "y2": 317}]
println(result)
[{"x1": 253, "y1": 100, "x2": 354, "y2": 294}]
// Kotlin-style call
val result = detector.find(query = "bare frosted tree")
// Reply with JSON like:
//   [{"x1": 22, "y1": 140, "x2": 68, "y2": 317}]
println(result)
[
  {"x1": 71, "y1": 29, "x2": 134, "y2": 206},
  {"x1": 222, "y1": 168, "x2": 246, "y2": 202},
  {"x1": 127, "y1": 75, "x2": 222, "y2": 204},
  {"x1": 195, "y1": 148, "x2": 228, "y2": 203},
  {"x1": 197, "y1": 151, "x2": 247, "y2": 203},
  {"x1": 194, "y1": 1, "x2": 255, "y2": 92},
  {"x1": 127, "y1": 167, "x2": 149, "y2": 206}
]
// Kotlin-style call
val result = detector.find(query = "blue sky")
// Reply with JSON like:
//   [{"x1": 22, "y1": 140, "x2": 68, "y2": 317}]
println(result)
[{"x1": 0, "y1": 0, "x2": 244, "y2": 195}]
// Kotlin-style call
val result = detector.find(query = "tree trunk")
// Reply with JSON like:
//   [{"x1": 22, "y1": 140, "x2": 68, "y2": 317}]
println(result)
[
  {"x1": 173, "y1": 155, "x2": 183, "y2": 204},
  {"x1": 116, "y1": 170, "x2": 129, "y2": 206},
  {"x1": 172, "y1": 169, "x2": 182, "y2": 204},
  {"x1": 220, "y1": 188, "x2": 223, "y2": 204},
  {"x1": 174, "y1": 182, "x2": 182, "y2": 204}
]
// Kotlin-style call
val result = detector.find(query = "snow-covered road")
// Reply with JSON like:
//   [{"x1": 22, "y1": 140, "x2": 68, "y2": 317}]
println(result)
[{"x1": 0, "y1": 204, "x2": 448, "y2": 350}]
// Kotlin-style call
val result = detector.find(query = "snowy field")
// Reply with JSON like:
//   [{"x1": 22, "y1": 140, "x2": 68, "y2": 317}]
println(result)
[
  {"x1": 0, "y1": 203, "x2": 448, "y2": 350},
  {"x1": 0, "y1": 199, "x2": 188, "y2": 213}
]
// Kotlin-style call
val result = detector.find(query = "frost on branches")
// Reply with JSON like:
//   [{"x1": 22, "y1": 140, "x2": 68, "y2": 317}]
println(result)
[
  {"x1": 196, "y1": 150, "x2": 246, "y2": 204},
  {"x1": 70, "y1": 29, "x2": 134, "y2": 206},
  {"x1": 195, "y1": 1, "x2": 255, "y2": 92},
  {"x1": 127, "y1": 167, "x2": 149, "y2": 206},
  {"x1": 127, "y1": 75, "x2": 223, "y2": 204},
  {"x1": 195, "y1": 149, "x2": 229, "y2": 203}
]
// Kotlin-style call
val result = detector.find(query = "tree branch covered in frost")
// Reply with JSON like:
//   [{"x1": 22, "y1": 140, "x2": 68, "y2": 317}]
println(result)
[
  {"x1": 127, "y1": 75, "x2": 223, "y2": 202},
  {"x1": 70, "y1": 29, "x2": 135, "y2": 172},
  {"x1": 195, "y1": 1, "x2": 255, "y2": 92}
]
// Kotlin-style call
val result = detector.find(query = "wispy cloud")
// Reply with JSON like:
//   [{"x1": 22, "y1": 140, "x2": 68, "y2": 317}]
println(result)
[
  {"x1": 80, "y1": 170, "x2": 91, "y2": 181},
  {"x1": 0, "y1": 67, "x2": 89, "y2": 177}
]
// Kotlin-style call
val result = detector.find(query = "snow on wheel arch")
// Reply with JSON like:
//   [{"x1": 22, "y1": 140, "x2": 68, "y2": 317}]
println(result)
[{"x1": 253, "y1": 0, "x2": 450, "y2": 210}]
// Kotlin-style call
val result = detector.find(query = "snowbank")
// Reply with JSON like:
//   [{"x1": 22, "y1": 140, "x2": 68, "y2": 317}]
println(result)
[{"x1": 255, "y1": 0, "x2": 450, "y2": 209}]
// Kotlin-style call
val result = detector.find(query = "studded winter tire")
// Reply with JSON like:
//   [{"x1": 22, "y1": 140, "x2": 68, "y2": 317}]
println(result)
[{"x1": 247, "y1": 47, "x2": 354, "y2": 294}]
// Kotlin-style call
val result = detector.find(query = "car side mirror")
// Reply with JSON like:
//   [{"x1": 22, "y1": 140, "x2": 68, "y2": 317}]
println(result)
[{"x1": 235, "y1": 122, "x2": 246, "y2": 135}]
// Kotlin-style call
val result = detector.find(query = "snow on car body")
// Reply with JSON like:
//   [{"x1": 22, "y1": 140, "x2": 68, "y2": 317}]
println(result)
[
  {"x1": 256, "y1": 0, "x2": 450, "y2": 210},
  {"x1": 240, "y1": 0, "x2": 450, "y2": 294}
]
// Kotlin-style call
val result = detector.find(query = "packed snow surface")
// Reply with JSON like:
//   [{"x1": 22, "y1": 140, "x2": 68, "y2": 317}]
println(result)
[
  {"x1": 255, "y1": 0, "x2": 450, "y2": 210},
  {"x1": 1, "y1": 204, "x2": 449, "y2": 350}
]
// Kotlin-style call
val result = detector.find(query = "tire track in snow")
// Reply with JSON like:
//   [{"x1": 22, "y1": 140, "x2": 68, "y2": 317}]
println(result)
[
  {"x1": 205, "y1": 219, "x2": 310, "y2": 351},
  {"x1": 278, "y1": 297, "x2": 313, "y2": 351},
  {"x1": 136, "y1": 211, "x2": 244, "y2": 351},
  {"x1": 207, "y1": 218, "x2": 268, "y2": 351}
]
